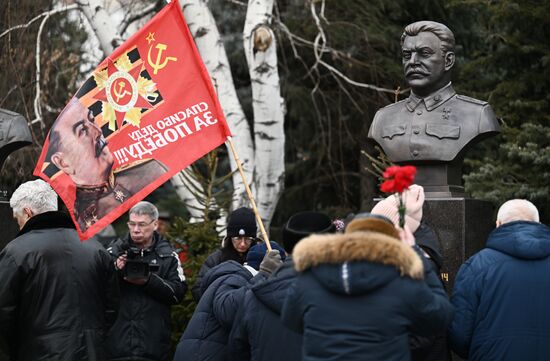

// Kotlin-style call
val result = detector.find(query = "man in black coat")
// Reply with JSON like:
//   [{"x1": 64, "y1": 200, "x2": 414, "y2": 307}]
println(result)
[
  {"x1": 228, "y1": 211, "x2": 335, "y2": 361},
  {"x1": 106, "y1": 201, "x2": 187, "y2": 361},
  {"x1": 0, "y1": 179, "x2": 119, "y2": 361}
]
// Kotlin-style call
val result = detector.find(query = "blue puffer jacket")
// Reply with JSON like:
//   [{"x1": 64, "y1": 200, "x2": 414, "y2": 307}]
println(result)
[
  {"x1": 228, "y1": 258, "x2": 302, "y2": 361},
  {"x1": 449, "y1": 221, "x2": 550, "y2": 361},
  {"x1": 174, "y1": 261, "x2": 257, "y2": 361},
  {"x1": 281, "y1": 231, "x2": 453, "y2": 361}
]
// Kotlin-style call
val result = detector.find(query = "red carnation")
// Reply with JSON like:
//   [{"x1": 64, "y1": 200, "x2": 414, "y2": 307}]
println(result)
[
  {"x1": 380, "y1": 165, "x2": 416, "y2": 193},
  {"x1": 379, "y1": 165, "x2": 417, "y2": 228}
]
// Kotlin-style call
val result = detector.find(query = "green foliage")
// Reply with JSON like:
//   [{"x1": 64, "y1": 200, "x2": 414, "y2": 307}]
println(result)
[
  {"x1": 169, "y1": 216, "x2": 220, "y2": 347},
  {"x1": 448, "y1": 0, "x2": 550, "y2": 222},
  {"x1": 166, "y1": 149, "x2": 233, "y2": 346}
]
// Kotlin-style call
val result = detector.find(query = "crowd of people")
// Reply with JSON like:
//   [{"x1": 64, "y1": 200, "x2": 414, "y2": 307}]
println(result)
[{"x1": 1, "y1": 179, "x2": 550, "y2": 361}]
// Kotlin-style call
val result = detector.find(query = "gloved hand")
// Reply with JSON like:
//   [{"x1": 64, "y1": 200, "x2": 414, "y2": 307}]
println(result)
[
  {"x1": 397, "y1": 224, "x2": 416, "y2": 246},
  {"x1": 259, "y1": 250, "x2": 282, "y2": 275}
]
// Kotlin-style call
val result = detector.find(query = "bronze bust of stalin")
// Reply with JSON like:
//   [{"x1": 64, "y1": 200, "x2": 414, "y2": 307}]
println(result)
[{"x1": 368, "y1": 21, "x2": 500, "y2": 197}]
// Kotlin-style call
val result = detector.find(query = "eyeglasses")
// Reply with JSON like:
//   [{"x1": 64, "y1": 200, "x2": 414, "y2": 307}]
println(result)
[
  {"x1": 231, "y1": 236, "x2": 254, "y2": 245},
  {"x1": 127, "y1": 220, "x2": 155, "y2": 229}
]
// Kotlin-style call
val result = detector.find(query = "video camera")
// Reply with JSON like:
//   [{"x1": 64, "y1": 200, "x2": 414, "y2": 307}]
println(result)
[{"x1": 122, "y1": 246, "x2": 160, "y2": 280}]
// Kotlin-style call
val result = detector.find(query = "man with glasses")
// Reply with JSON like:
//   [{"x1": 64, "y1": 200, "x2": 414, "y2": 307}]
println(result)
[{"x1": 106, "y1": 201, "x2": 187, "y2": 361}]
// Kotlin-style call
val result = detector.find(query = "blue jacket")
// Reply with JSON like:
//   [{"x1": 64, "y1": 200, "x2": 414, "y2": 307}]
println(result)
[
  {"x1": 449, "y1": 221, "x2": 550, "y2": 361},
  {"x1": 281, "y1": 231, "x2": 453, "y2": 361},
  {"x1": 228, "y1": 259, "x2": 302, "y2": 361},
  {"x1": 174, "y1": 261, "x2": 257, "y2": 361}
]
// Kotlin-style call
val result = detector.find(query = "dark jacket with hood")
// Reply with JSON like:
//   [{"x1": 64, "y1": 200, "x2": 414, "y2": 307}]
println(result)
[
  {"x1": 281, "y1": 231, "x2": 454, "y2": 361},
  {"x1": 449, "y1": 221, "x2": 550, "y2": 361},
  {"x1": 0, "y1": 211, "x2": 119, "y2": 361},
  {"x1": 192, "y1": 237, "x2": 258, "y2": 301},
  {"x1": 228, "y1": 258, "x2": 302, "y2": 361},
  {"x1": 174, "y1": 260, "x2": 263, "y2": 361},
  {"x1": 106, "y1": 232, "x2": 187, "y2": 361},
  {"x1": 410, "y1": 223, "x2": 451, "y2": 361}
]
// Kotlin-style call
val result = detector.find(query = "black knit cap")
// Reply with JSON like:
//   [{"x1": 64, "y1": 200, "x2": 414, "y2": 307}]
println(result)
[
  {"x1": 226, "y1": 207, "x2": 257, "y2": 238},
  {"x1": 282, "y1": 211, "x2": 335, "y2": 253}
]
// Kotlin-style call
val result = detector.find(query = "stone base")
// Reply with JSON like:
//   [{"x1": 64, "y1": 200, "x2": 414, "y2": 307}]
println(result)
[
  {"x1": 422, "y1": 198, "x2": 495, "y2": 292},
  {"x1": 0, "y1": 201, "x2": 19, "y2": 251}
]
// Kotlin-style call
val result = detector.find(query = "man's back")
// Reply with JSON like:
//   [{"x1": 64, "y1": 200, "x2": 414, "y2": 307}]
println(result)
[
  {"x1": 450, "y1": 220, "x2": 550, "y2": 361},
  {"x1": 0, "y1": 211, "x2": 118, "y2": 361}
]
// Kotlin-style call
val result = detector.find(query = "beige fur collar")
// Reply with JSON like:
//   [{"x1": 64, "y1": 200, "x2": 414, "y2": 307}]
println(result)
[{"x1": 292, "y1": 232, "x2": 424, "y2": 280}]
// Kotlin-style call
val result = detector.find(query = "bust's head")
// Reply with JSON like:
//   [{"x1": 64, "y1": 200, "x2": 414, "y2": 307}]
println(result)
[{"x1": 401, "y1": 21, "x2": 455, "y2": 97}]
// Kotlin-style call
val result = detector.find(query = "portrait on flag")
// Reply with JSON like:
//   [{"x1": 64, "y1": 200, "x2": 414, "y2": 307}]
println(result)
[{"x1": 34, "y1": 0, "x2": 231, "y2": 239}]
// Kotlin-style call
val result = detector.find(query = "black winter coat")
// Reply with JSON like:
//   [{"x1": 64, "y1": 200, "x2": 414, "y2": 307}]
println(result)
[
  {"x1": 228, "y1": 258, "x2": 302, "y2": 361},
  {"x1": 192, "y1": 237, "x2": 258, "y2": 302},
  {"x1": 282, "y1": 231, "x2": 454, "y2": 361},
  {"x1": 410, "y1": 223, "x2": 452, "y2": 361},
  {"x1": 0, "y1": 211, "x2": 119, "y2": 361},
  {"x1": 106, "y1": 232, "x2": 187, "y2": 361},
  {"x1": 174, "y1": 261, "x2": 262, "y2": 361}
]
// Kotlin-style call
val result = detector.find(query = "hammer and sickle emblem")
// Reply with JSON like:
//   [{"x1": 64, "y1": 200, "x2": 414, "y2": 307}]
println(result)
[
  {"x1": 147, "y1": 43, "x2": 177, "y2": 75},
  {"x1": 113, "y1": 81, "x2": 132, "y2": 103}
]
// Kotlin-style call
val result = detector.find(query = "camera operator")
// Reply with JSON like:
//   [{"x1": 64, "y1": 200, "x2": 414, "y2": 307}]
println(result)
[{"x1": 106, "y1": 201, "x2": 187, "y2": 361}]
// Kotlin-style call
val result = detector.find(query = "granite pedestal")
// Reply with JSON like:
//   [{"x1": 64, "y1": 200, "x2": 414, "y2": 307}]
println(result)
[{"x1": 421, "y1": 198, "x2": 495, "y2": 293}]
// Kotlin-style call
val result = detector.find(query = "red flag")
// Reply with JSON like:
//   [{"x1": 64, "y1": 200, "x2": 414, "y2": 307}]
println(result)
[{"x1": 34, "y1": 0, "x2": 231, "y2": 240}]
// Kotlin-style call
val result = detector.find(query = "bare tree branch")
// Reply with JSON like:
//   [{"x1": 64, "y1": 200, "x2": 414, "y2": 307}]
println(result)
[
  {"x1": 119, "y1": 1, "x2": 160, "y2": 36},
  {"x1": 0, "y1": 4, "x2": 78, "y2": 39},
  {"x1": 225, "y1": 0, "x2": 247, "y2": 7},
  {"x1": 31, "y1": 12, "x2": 51, "y2": 129}
]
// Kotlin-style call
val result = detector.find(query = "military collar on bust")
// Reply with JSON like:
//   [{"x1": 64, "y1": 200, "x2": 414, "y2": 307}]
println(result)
[
  {"x1": 76, "y1": 172, "x2": 129, "y2": 204},
  {"x1": 406, "y1": 82, "x2": 456, "y2": 112}
]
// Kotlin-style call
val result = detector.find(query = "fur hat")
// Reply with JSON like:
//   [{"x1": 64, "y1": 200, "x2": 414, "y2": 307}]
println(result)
[
  {"x1": 227, "y1": 207, "x2": 257, "y2": 238},
  {"x1": 345, "y1": 212, "x2": 400, "y2": 239},
  {"x1": 245, "y1": 241, "x2": 287, "y2": 270},
  {"x1": 371, "y1": 184, "x2": 425, "y2": 233},
  {"x1": 282, "y1": 211, "x2": 336, "y2": 253}
]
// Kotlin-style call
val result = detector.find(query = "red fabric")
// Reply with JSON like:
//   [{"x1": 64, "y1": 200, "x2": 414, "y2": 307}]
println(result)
[{"x1": 34, "y1": 0, "x2": 231, "y2": 240}]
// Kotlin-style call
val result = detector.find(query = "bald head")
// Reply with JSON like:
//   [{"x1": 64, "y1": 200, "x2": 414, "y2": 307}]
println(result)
[{"x1": 496, "y1": 199, "x2": 539, "y2": 227}]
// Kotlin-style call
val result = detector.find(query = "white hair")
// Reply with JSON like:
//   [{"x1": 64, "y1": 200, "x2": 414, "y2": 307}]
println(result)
[
  {"x1": 129, "y1": 201, "x2": 159, "y2": 220},
  {"x1": 497, "y1": 199, "x2": 539, "y2": 224},
  {"x1": 10, "y1": 179, "x2": 58, "y2": 215}
]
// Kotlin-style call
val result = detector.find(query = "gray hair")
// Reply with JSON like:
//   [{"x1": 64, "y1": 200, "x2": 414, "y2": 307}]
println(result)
[
  {"x1": 401, "y1": 21, "x2": 455, "y2": 53},
  {"x1": 497, "y1": 199, "x2": 539, "y2": 224},
  {"x1": 129, "y1": 201, "x2": 159, "y2": 220},
  {"x1": 10, "y1": 179, "x2": 58, "y2": 215}
]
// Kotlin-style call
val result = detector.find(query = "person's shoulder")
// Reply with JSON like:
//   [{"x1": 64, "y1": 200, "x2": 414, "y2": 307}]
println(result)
[{"x1": 154, "y1": 236, "x2": 177, "y2": 255}]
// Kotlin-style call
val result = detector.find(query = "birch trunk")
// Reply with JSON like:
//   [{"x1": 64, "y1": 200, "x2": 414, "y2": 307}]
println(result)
[
  {"x1": 170, "y1": 167, "x2": 207, "y2": 222},
  {"x1": 75, "y1": 0, "x2": 122, "y2": 54},
  {"x1": 243, "y1": 0, "x2": 285, "y2": 230},
  {"x1": 181, "y1": 0, "x2": 255, "y2": 210}
]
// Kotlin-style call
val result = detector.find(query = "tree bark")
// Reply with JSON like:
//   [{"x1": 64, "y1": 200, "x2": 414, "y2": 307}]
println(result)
[
  {"x1": 243, "y1": 0, "x2": 285, "y2": 230},
  {"x1": 181, "y1": 0, "x2": 255, "y2": 210},
  {"x1": 75, "y1": 0, "x2": 122, "y2": 54}
]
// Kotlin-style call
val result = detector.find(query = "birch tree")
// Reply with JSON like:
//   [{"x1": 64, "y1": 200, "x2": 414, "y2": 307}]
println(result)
[{"x1": 76, "y1": 0, "x2": 285, "y2": 230}]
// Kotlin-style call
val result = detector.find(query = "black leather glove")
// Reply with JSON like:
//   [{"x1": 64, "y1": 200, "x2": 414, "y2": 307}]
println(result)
[{"x1": 259, "y1": 250, "x2": 282, "y2": 275}]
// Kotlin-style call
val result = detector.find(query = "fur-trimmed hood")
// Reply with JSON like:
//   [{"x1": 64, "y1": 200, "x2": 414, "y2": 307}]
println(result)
[{"x1": 292, "y1": 231, "x2": 424, "y2": 295}]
